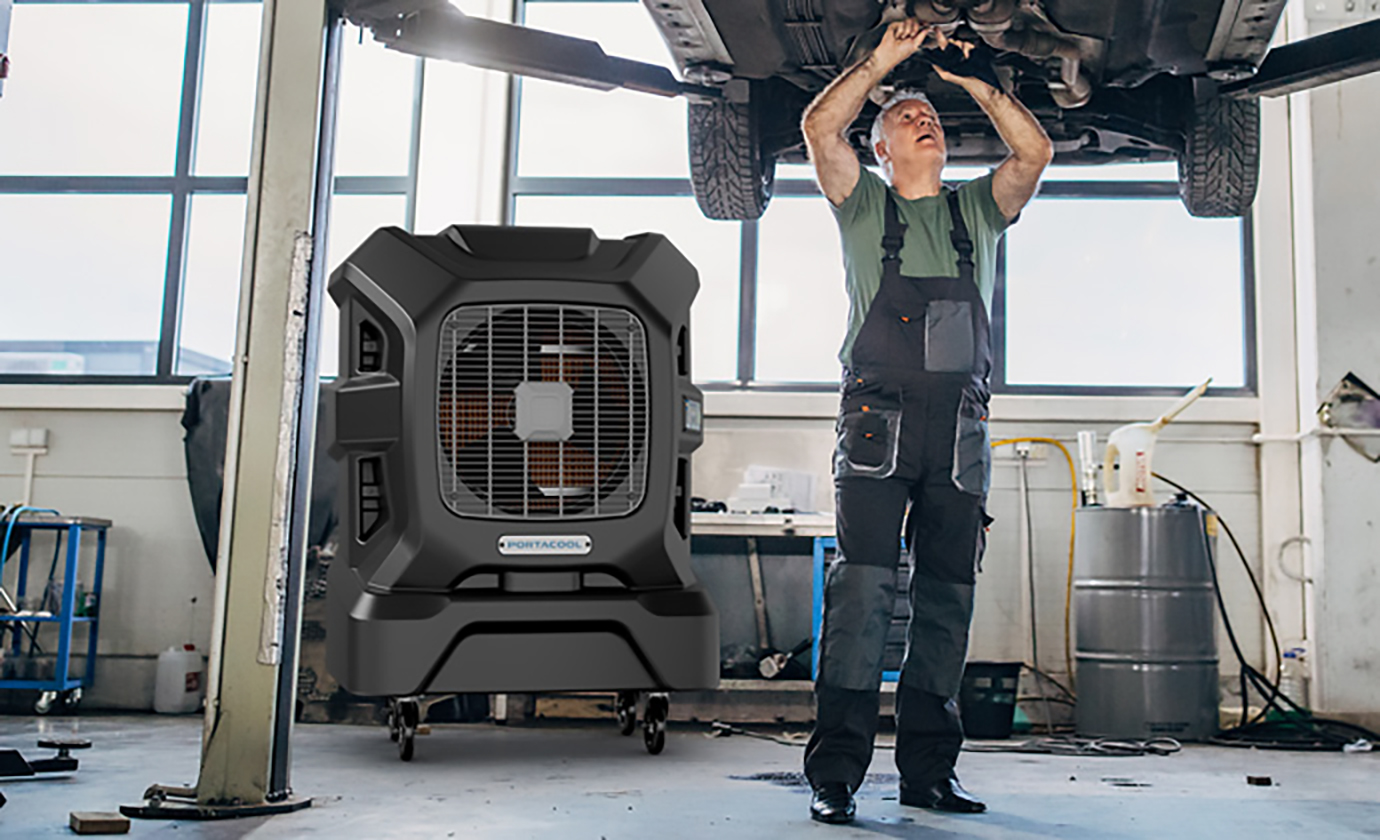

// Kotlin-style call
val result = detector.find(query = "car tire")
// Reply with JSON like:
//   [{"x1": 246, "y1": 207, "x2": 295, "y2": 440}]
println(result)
[
  {"x1": 688, "y1": 91, "x2": 775, "y2": 221},
  {"x1": 1178, "y1": 94, "x2": 1259, "y2": 218}
]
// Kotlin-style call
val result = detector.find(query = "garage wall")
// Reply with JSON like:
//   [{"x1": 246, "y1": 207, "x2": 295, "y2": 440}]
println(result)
[
  {"x1": 1304, "y1": 11, "x2": 1380, "y2": 721},
  {"x1": 0, "y1": 390, "x2": 209, "y2": 709},
  {"x1": 0, "y1": 390, "x2": 1264, "y2": 710},
  {"x1": 696, "y1": 400, "x2": 1265, "y2": 692}
]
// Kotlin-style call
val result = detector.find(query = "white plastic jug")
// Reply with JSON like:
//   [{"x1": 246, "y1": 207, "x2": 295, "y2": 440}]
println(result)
[
  {"x1": 1104, "y1": 379, "x2": 1211, "y2": 507},
  {"x1": 154, "y1": 644, "x2": 205, "y2": 714}
]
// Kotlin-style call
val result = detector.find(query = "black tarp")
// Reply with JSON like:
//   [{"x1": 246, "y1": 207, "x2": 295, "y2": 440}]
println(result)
[{"x1": 180, "y1": 378, "x2": 339, "y2": 570}]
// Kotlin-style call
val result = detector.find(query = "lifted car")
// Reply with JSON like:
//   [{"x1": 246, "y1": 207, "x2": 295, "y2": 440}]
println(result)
[{"x1": 641, "y1": 0, "x2": 1287, "y2": 220}]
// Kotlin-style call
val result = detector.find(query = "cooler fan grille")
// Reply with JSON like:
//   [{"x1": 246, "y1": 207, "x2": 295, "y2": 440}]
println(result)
[{"x1": 437, "y1": 304, "x2": 649, "y2": 520}]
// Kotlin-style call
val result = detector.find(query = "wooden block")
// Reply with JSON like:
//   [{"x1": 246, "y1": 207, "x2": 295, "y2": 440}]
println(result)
[{"x1": 69, "y1": 812, "x2": 130, "y2": 835}]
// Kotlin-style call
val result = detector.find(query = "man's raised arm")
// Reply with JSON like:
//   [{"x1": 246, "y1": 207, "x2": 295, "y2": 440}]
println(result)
[
  {"x1": 802, "y1": 20, "x2": 927, "y2": 207},
  {"x1": 931, "y1": 54, "x2": 1053, "y2": 222}
]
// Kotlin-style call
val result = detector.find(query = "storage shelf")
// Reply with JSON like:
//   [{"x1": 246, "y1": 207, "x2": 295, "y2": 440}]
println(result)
[{"x1": 0, "y1": 615, "x2": 96, "y2": 624}]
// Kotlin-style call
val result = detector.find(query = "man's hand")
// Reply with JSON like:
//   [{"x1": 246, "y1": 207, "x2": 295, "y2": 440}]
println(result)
[
  {"x1": 872, "y1": 19, "x2": 929, "y2": 72},
  {"x1": 926, "y1": 29, "x2": 1053, "y2": 221},
  {"x1": 802, "y1": 19, "x2": 938, "y2": 207},
  {"x1": 925, "y1": 29, "x2": 994, "y2": 97}
]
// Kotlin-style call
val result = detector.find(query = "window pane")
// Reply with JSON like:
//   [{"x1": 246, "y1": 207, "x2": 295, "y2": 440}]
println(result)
[
  {"x1": 195, "y1": 2, "x2": 264, "y2": 176},
  {"x1": 755, "y1": 197, "x2": 849, "y2": 382},
  {"x1": 178, "y1": 195, "x2": 249, "y2": 375},
  {"x1": 0, "y1": 4, "x2": 187, "y2": 176},
  {"x1": 517, "y1": 3, "x2": 686, "y2": 178},
  {"x1": 0, "y1": 195, "x2": 172, "y2": 375},
  {"x1": 321, "y1": 194, "x2": 410, "y2": 377},
  {"x1": 775, "y1": 163, "x2": 819, "y2": 182},
  {"x1": 1004, "y1": 199, "x2": 1245, "y2": 387},
  {"x1": 779, "y1": 161, "x2": 1175, "y2": 184},
  {"x1": 514, "y1": 195, "x2": 740, "y2": 382},
  {"x1": 335, "y1": 33, "x2": 418, "y2": 176},
  {"x1": 776, "y1": 163, "x2": 991, "y2": 183},
  {"x1": 1044, "y1": 161, "x2": 1178, "y2": 181}
]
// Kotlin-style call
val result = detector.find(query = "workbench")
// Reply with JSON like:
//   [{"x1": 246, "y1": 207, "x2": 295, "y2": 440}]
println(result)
[{"x1": 690, "y1": 512, "x2": 904, "y2": 684}]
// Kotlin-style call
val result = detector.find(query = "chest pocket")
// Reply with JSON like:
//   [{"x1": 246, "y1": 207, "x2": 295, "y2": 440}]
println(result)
[{"x1": 924, "y1": 300, "x2": 975, "y2": 373}]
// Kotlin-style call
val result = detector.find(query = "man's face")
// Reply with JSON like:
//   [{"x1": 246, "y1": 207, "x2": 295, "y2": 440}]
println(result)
[{"x1": 875, "y1": 99, "x2": 947, "y2": 177}]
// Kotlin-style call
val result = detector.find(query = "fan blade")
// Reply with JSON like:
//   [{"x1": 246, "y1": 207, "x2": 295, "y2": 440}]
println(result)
[
  {"x1": 527, "y1": 442, "x2": 597, "y2": 497},
  {"x1": 439, "y1": 391, "x2": 513, "y2": 446}
]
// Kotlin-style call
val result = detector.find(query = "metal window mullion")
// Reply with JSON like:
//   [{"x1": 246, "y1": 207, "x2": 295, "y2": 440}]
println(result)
[
  {"x1": 403, "y1": 56, "x2": 425, "y2": 232},
  {"x1": 1240, "y1": 212, "x2": 1258, "y2": 394},
  {"x1": 0, "y1": 176, "x2": 250, "y2": 193},
  {"x1": 508, "y1": 176, "x2": 695, "y2": 197},
  {"x1": 332, "y1": 176, "x2": 411, "y2": 194},
  {"x1": 737, "y1": 220, "x2": 757, "y2": 385},
  {"x1": 157, "y1": 0, "x2": 208, "y2": 378},
  {"x1": 992, "y1": 237, "x2": 1008, "y2": 392}
]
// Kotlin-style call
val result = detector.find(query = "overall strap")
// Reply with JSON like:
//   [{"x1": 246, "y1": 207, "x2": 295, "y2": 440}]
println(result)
[
  {"x1": 945, "y1": 188, "x2": 975, "y2": 286},
  {"x1": 881, "y1": 190, "x2": 906, "y2": 276}
]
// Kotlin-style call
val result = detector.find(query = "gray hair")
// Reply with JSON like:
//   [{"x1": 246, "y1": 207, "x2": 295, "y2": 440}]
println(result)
[{"x1": 869, "y1": 90, "x2": 937, "y2": 156}]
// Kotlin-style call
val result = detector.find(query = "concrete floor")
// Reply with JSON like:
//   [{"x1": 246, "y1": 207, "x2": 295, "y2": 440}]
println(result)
[{"x1": 1, "y1": 714, "x2": 1378, "y2": 838}]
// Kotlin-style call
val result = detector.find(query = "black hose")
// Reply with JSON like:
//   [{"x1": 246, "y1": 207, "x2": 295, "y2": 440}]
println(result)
[{"x1": 1154, "y1": 473, "x2": 1380, "y2": 750}]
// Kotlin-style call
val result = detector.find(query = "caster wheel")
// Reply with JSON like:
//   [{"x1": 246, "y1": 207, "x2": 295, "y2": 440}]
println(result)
[
  {"x1": 616, "y1": 691, "x2": 638, "y2": 736},
  {"x1": 398, "y1": 699, "x2": 419, "y2": 762},
  {"x1": 64, "y1": 688, "x2": 82, "y2": 711},
  {"x1": 643, "y1": 694, "x2": 668, "y2": 755},
  {"x1": 34, "y1": 691, "x2": 57, "y2": 716},
  {"x1": 643, "y1": 718, "x2": 665, "y2": 755},
  {"x1": 387, "y1": 702, "x2": 401, "y2": 742}
]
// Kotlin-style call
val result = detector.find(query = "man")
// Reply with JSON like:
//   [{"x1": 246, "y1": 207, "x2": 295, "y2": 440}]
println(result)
[{"x1": 800, "y1": 18, "x2": 1052, "y2": 825}]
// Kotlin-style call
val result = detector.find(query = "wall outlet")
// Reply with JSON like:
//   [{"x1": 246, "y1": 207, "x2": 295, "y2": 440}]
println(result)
[
  {"x1": 995, "y1": 441, "x2": 1047, "y2": 461},
  {"x1": 9, "y1": 427, "x2": 49, "y2": 450}
]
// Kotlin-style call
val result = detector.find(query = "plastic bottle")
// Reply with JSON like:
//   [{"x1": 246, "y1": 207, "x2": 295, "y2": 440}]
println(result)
[
  {"x1": 154, "y1": 644, "x2": 206, "y2": 714},
  {"x1": 1104, "y1": 379, "x2": 1211, "y2": 507},
  {"x1": 1277, "y1": 647, "x2": 1309, "y2": 711}
]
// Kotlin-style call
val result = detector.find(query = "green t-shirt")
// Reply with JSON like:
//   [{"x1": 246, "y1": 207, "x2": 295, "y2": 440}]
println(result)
[{"x1": 832, "y1": 167, "x2": 1011, "y2": 369}]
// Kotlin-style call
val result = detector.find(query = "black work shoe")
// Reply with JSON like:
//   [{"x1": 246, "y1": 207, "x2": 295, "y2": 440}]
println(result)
[
  {"x1": 809, "y1": 783, "x2": 857, "y2": 824},
  {"x1": 899, "y1": 776, "x2": 987, "y2": 813}
]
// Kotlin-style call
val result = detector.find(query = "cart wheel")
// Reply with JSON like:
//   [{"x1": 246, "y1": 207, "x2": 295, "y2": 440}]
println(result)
[
  {"x1": 398, "y1": 699, "x2": 420, "y2": 762},
  {"x1": 616, "y1": 691, "x2": 638, "y2": 736},
  {"x1": 63, "y1": 688, "x2": 82, "y2": 711},
  {"x1": 643, "y1": 694, "x2": 668, "y2": 755},
  {"x1": 34, "y1": 691, "x2": 57, "y2": 716},
  {"x1": 387, "y1": 701, "x2": 401, "y2": 742}
]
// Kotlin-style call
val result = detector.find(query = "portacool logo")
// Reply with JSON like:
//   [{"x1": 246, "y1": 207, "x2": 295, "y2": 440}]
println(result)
[{"x1": 497, "y1": 535, "x2": 592, "y2": 556}]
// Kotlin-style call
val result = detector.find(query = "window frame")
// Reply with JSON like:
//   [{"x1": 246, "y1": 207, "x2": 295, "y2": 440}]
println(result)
[
  {"x1": 507, "y1": 0, "x2": 1257, "y2": 397},
  {"x1": 0, "y1": 0, "x2": 425, "y2": 385},
  {"x1": 2, "y1": 0, "x2": 1257, "y2": 397}
]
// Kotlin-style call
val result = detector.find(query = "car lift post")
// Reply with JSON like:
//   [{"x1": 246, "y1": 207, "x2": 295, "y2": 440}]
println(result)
[{"x1": 123, "y1": 0, "x2": 341, "y2": 819}]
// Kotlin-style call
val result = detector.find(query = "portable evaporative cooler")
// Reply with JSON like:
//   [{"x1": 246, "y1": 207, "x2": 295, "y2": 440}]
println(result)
[{"x1": 324, "y1": 224, "x2": 717, "y2": 709}]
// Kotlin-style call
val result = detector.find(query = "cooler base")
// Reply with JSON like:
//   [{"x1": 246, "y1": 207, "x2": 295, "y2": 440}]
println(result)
[{"x1": 327, "y1": 568, "x2": 719, "y2": 697}]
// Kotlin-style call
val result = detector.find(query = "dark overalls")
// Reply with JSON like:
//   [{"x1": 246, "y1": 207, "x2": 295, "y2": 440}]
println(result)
[{"x1": 805, "y1": 187, "x2": 993, "y2": 791}]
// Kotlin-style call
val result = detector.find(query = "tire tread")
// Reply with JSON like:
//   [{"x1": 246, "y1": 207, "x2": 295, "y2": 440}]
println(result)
[
  {"x1": 689, "y1": 97, "x2": 774, "y2": 220},
  {"x1": 1179, "y1": 95, "x2": 1260, "y2": 218}
]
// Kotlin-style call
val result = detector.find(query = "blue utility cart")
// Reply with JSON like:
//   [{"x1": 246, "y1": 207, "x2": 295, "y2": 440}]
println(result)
[{"x1": 0, "y1": 514, "x2": 112, "y2": 714}]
